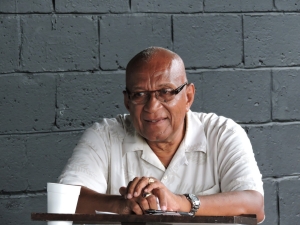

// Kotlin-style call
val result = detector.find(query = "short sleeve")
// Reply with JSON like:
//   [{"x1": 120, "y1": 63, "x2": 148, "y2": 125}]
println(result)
[
  {"x1": 58, "y1": 122, "x2": 110, "y2": 193},
  {"x1": 217, "y1": 120, "x2": 264, "y2": 196}
]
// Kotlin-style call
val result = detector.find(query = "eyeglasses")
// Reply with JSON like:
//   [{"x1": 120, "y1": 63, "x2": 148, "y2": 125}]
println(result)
[{"x1": 124, "y1": 82, "x2": 188, "y2": 105}]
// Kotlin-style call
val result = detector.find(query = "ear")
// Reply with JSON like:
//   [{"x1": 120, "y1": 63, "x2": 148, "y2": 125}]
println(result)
[
  {"x1": 123, "y1": 91, "x2": 130, "y2": 111},
  {"x1": 185, "y1": 83, "x2": 195, "y2": 112}
]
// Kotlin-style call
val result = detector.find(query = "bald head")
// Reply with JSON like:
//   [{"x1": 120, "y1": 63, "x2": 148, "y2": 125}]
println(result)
[
  {"x1": 123, "y1": 47, "x2": 195, "y2": 144},
  {"x1": 126, "y1": 47, "x2": 186, "y2": 84}
]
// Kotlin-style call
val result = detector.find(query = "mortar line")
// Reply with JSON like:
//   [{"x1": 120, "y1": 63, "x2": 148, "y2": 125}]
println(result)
[
  {"x1": 52, "y1": 0, "x2": 55, "y2": 12},
  {"x1": 0, "y1": 190, "x2": 47, "y2": 198},
  {"x1": 3, "y1": 65, "x2": 300, "y2": 76},
  {"x1": 18, "y1": 15, "x2": 22, "y2": 69},
  {"x1": 0, "y1": 128, "x2": 85, "y2": 137},
  {"x1": 54, "y1": 74, "x2": 59, "y2": 129},
  {"x1": 171, "y1": 15, "x2": 174, "y2": 51},
  {"x1": 3, "y1": 11, "x2": 300, "y2": 16},
  {"x1": 271, "y1": 70, "x2": 274, "y2": 121},
  {"x1": 241, "y1": 14, "x2": 245, "y2": 65},
  {"x1": 239, "y1": 120, "x2": 300, "y2": 126},
  {"x1": 276, "y1": 181, "x2": 280, "y2": 225},
  {"x1": 273, "y1": 0, "x2": 278, "y2": 10},
  {"x1": 262, "y1": 174, "x2": 300, "y2": 179},
  {"x1": 97, "y1": 16, "x2": 101, "y2": 70}
]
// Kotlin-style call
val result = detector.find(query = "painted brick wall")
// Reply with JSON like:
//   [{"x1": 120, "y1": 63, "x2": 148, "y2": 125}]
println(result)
[{"x1": 0, "y1": 1, "x2": 299, "y2": 224}]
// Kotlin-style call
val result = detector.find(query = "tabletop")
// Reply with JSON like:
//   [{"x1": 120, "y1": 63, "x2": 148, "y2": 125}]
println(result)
[{"x1": 31, "y1": 213, "x2": 257, "y2": 225}]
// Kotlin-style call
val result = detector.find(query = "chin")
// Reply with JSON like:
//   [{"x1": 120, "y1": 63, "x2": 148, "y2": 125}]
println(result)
[{"x1": 143, "y1": 133, "x2": 170, "y2": 143}]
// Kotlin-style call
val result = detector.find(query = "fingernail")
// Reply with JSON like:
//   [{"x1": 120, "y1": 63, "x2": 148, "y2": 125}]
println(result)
[
  {"x1": 161, "y1": 206, "x2": 167, "y2": 211},
  {"x1": 144, "y1": 189, "x2": 148, "y2": 192},
  {"x1": 134, "y1": 192, "x2": 138, "y2": 197},
  {"x1": 127, "y1": 194, "x2": 132, "y2": 199}
]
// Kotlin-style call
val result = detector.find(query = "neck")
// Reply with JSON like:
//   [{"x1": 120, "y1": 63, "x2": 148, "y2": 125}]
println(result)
[
  {"x1": 146, "y1": 120, "x2": 186, "y2": 168},
  {"x1": 147, "y1": 142, "x2": 180, "y2": 168}
]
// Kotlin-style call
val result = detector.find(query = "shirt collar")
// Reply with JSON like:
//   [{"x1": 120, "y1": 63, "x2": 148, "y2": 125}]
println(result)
[
  {"x1": 122, "y1": 111, "x2": 207, "y2": 155},
  {"x1": 183, "y1": 110, "x2": 207, "y2": 153}
]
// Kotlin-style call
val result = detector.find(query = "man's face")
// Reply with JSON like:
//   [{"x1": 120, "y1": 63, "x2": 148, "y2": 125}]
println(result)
[{"x1": 124, "y1": 53, "x2": 194, "y2": 144}]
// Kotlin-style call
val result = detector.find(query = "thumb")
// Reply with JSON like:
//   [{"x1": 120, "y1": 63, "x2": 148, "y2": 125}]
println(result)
[
  {"x1": 153, "y1": 190, "x2": 167, "y2": 211},
  {"x1": 119, "y1": 186, "x2": 127, "y2": 196}
]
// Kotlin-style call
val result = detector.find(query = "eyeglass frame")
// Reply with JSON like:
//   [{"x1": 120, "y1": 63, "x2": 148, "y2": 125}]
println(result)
[{"x1": 124, "y1": 82, "x2": 188, "y2": 105}]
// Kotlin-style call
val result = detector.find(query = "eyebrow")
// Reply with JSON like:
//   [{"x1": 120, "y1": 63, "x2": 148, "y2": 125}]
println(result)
[{"x1": 129, "y1": 84, "x2": 175, "y2": 92}]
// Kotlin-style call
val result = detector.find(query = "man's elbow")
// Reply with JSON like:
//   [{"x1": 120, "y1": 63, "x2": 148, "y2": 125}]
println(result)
[
  {"x1": 250, "y1": 191, "x2": 265, "y2": 223},
  {"x1": 257, "y1": 201, "x2": 265, "y2": 223}
]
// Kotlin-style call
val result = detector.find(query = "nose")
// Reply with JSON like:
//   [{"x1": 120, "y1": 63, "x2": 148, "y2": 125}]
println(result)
[{"x1": 143, "y1": 92, "x2": 163, "y2": 112}]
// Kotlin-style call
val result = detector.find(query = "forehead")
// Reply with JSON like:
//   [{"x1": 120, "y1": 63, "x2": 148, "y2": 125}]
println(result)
[{"x1": 126, "y1": 57, "x2": 184, "y2": 88}]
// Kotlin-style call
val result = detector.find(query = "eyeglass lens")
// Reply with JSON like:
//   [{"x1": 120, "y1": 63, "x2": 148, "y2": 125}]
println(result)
[{"x1": 128, "y1": 82, "x2": 187, "y2": 104}]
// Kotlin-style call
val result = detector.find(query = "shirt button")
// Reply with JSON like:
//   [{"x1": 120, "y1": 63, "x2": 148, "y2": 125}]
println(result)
[{"x1": 163, "y1": 176, "x2": 168, "y2": 180}]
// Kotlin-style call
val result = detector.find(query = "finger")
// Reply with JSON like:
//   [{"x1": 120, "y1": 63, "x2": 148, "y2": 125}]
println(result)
[
  {"x1": 119, "y1": 186, "x2": 127, "y2": 197},
  {"x1": 138, "y1": 196, "x2": 152, "y2": 212},
  {"x1": 144, "y1": 179, "x2": 160, "y2": 193},
  {"x1": 155, "y1": 190, "x2": 168, "y2": 211},
  {"x1": 126, "y1": 180, "x2": 134, "y2": 199},
  {"x1": 129, "y1": 200, "x2": 144, "y2": 215},
  {"x1": 131, "y1": 176, "x2": 149, "y2": 198},
  {"x1": 126, "y1": 177, "x2": 141, "y2": 199},
  {"x1": 146, "y1": 194, "x2": 158, "y2": 210}
]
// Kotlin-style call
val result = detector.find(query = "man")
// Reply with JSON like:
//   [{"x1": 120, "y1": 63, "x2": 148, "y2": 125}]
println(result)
[{"x1": 59, "y1": 47, "x2": 265, "y2": 222}]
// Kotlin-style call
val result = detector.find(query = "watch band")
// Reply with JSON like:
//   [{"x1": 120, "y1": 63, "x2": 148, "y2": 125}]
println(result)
[{"x1": 184, "y1": 193, "x2": 200, "y2": 216}]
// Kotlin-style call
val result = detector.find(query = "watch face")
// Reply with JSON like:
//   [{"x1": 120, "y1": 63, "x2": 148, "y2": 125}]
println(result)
[
  {"x1": 189, "y1": 194, "x2": 200, "y2": 206},
  {"x1": 184, "y1": 193, "x2": 200, "y2": 215},
  {"x1": 189, "y1": 194, "x2": 198, "y2": 201}
]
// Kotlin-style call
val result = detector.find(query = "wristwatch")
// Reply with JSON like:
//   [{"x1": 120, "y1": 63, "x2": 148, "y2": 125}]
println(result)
[{"x1": 184, "y1": 193, "x2": 200, "y2": 216}]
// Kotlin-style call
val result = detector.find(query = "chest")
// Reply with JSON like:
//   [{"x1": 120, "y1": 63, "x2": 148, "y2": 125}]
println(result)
[{"x1": 122, "y1": 151, "x2": 220, "y2": 195}]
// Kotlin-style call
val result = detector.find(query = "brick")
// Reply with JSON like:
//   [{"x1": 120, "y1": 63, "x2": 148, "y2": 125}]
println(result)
[
  {"x1": 187, "y1": 72, "x2": 204, "y2": 112},
  {"x1": 56, "y1": 72, "x2": 127, "y2": 129},
  {"x1": 25, "y1": 132, "x2": 83, "y2": 190},
  {"x1": 0, "y1": 74, "x2": 56, "y2": 133},
  {"x1": 0, "y1": 136, "x2": 28, "y2": 191},
  {"x1": 100, "y1": 15, "x2": 171, "y2": 70},
  {"x1": 248, "y1": 124, "x2": 300, "y2": 177},
  {"x1": 204, "y1": 0, "x2": 273, "y2": 12},
  {"x1": 0, "y1": 132, "x2": 82, "y2": 191},
  {"x1": 21, "y1": 15, "x2": 98, "y2": 72},
  {"x1": 261, "y1": 179, "x2": 278, "y2": 225},
  {"x1": 131, "y1": 0, "x2": 203, "y2": 13},
  {"x1": 278, "y1": 178, "x2": 300, "y2": 224},
  {"x1": 0, "y1": 16, "x2": 19, "y2": 73},
  {"x1": 275, "y1": 0, "x2": 300, "y2": 11},
  {"x1": 173, "y1": 15, "x2": 242, "y2": 69},
  {"x1": 0, "y1": 0, "x2": 53, "y2": 13},
  {"x1": 56, "y1": 0, "x2": 129, "y2": 13},
  {"x1": 244, "y1": 14, "x2": 300, "y2": 67},
  {"x1": 0, "y1": 194, "x2": 46, "y2": 225},
  {"x1": 272, "y1": 69, "x2": 300, "y2": 121},
  {"x1": 201, "y1": 70, "x2": 271, "y2": 123}
]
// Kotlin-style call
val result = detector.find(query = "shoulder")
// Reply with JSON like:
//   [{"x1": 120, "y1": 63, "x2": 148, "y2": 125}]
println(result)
[
  {"x1": 190, "y1": 111, "x2": 243, "y2": 134},
  {"x1": 86, "y1": 114, "x2": 133, "y2": 140}
]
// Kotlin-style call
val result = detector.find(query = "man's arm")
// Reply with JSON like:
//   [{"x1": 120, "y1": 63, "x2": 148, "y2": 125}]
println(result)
[
  {"x1": 126, "y1": 177, "x2": 265, "y2": 223},
  {"x1": 75, "y1": 186, "x2": 123, "y2": 214},
  {"x1": 177, "y1": 190, "x2": 264, "y2": 223},
  {"x1": 75, "y1": 186, "x2": 157, "y2": 215}
]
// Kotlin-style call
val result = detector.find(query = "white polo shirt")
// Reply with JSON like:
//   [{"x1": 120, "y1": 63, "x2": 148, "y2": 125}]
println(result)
[{"x1": 59, "y1": 111, "x2": 263, "y2": 196}]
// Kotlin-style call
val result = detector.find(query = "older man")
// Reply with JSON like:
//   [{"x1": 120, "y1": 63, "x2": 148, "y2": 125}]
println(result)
[{"x1": 59, "y1": 47, "x2": 264, "y2": 222}]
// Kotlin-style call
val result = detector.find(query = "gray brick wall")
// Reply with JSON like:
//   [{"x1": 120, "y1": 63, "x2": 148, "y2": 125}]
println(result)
[{"x1": 0, "y1": 1, "x2": 299, "y2": 225}]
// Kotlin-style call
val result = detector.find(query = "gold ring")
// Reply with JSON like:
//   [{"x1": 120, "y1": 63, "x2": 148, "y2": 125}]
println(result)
[
  {"x1": 148, "y1": 177, "x2": 155, "y2": 185},
  {"x1": 143, "y1": 192, "x2": 152, "y2": 198}
]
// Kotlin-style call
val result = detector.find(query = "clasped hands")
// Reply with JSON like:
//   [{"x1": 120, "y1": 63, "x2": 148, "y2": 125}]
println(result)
[{"x1": 118, "y1": 176, "x2": 182, "y2": 215}]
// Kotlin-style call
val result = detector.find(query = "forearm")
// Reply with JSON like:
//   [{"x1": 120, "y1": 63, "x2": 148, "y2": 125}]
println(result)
[
  {"x1": 177, "y1": 190, "x2": 264, "y2": 223},
  {"x1": 75, "y1": 186, "x2": 125, "y2": 214}
]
